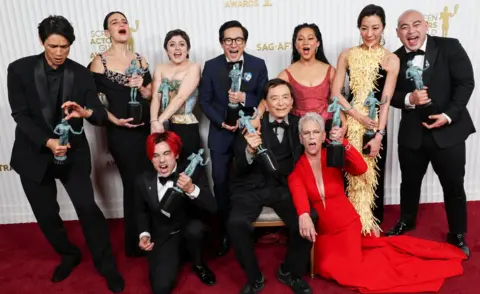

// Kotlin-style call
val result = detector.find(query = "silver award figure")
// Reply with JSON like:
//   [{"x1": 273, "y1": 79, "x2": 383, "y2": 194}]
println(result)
[
  {"x1": 238, "y1": 108, "x2": 279, "y2": 173},
  {"x1": 159, "y1": 149, "x2": 210, "y2": 218},
  {"x1": 53, "y1": 118, "x2": 84, "y2": 164},
  {"x1": 362, "y1": 91, "x2": 388, "y2": 155},
  {"x1": 406, "y1": 59, "x2": 435, "y2": 124},
  {"x1": 125, "y1": 59, "x2": 147, "y2": 124},
  {"x1": 225, "y1": 63, "x2": 243, "y2": 126},
  {"x1": 326, "y1": 97, "x2": 346, "y2": 167}
]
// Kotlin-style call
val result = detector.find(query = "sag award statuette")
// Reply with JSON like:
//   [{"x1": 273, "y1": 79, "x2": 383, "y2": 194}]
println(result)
[
  {"x1": 326, "y1": 97, "x2": 345, "y2": 168},
  {"x1": 53, "y1": 118, "x2": 84, "y2": 165},
  {"x1": 159, "y1": 149, "x2": 210, "y2": 218},
  {"x1": 406, "y1": 60, "x2": 435, "y2": 124},
  {"x1": 238, "y1": 108, "x2": 279, "y2": 173},
  {"x1": 125, "y1": 59, "x2": 146, "y2": 125},
  {"x1": 363, "y1": 91, "x2": 388, "y2": 155},
  {"x1": 225, "y1": 63, "x2": 243, "y2": 126}
]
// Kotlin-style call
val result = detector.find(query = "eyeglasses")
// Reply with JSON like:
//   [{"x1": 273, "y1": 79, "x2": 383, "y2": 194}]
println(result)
[
  {"x1": 301, "y1": 130, "x2": 323, "y2": 137},
  {"x1": 223, "y1": 37, "x2": 245, "y2": 45}
]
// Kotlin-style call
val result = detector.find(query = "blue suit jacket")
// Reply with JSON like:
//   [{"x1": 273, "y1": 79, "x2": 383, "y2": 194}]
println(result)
[{"x1": 199, "y1": 52, "x2": 268, "y2": 153}]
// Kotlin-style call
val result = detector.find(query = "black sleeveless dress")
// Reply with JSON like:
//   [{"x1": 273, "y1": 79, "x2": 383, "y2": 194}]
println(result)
[{"x1": 92, "y1": 53, "x2": 152, "y2": 257}]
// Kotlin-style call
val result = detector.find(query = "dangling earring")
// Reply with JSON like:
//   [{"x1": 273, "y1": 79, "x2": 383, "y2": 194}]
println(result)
[
  {"x1": 316, "y1": 47, "x2": 318, "y2": 53},
  {"x1": 380, "y1": 33, "x2": 385, "y2": 46}
]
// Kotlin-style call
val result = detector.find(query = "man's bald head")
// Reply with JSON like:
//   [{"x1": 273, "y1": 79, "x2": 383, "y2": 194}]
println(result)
[
  {"x1": 397, "y1": 10, "x2": 425, "y2": 28},
  {"x1": 396, "y1": 9, "x2": 428, "y2": 51}
]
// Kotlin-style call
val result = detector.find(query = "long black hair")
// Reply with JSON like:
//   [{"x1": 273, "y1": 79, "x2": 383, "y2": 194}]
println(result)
[{"x1": 291, "y1": 23, "x2": 329, "y2": 64}]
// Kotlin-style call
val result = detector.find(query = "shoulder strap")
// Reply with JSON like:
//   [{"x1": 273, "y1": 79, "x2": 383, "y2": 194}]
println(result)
[{"x1": 99, "y1": 53, "x2": 108, "y2": 71}]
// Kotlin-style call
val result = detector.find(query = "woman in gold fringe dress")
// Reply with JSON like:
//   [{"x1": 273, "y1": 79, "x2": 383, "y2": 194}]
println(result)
[{"x1": 331, "y1": 4, "x2": 399, "y2": 236}]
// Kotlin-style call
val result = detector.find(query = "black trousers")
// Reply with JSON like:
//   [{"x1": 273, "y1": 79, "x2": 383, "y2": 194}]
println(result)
[
  {"x1": 228, "y1": 186, "x2": 313, "y2": 283},
  {"x1": 20, "y1": 161, "x2": 117, "y2": 275},
  {"x1": 210, "y1": 147, "x2": 234, "y2": 234},
  {"x1": 398, "y1": 130, "x2": 467, "y2": 234},
  {"x1": 107, "y1": 127, "x2": 150, "y2": 256},
  {"x1": 147, "y1": 219, "x2": 206, "y2": 294}
]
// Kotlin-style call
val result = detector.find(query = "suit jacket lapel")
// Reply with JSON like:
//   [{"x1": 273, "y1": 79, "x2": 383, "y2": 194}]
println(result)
[
  {"x1": 422, "y1": 35, "x2": 438, "y2": 86},
  {"x1": 144, "y1": 171, "x2": 160, "y2": 210},
  {"x1": 34, "y1": 55, "x2": 53, "y2": 130},
  {"x1": 240, "y1": 53, "x2": 252, "y2": 93},
  {"x1": 61, "y1": 61, "x2": 74, "y2": 107},
  {"x1": 216, "y1": 55, "x2": 231, "y2": 98}
]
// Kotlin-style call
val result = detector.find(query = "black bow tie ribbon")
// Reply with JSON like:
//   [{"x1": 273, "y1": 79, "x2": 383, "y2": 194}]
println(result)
[
  {"x1": 227, "y1": 60, "x2": 243, "y2": 70},
  {"x1": 406, "y1": 49, "x2": 425, "y2": 60},
  {"x1": 270, "y1": 120, "x2": 289, "y2": 129},
  {"x1": 158, "y1": 172, "x2": 178, "y2": 185}
]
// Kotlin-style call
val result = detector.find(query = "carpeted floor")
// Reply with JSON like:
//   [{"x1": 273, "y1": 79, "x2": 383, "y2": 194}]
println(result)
[{"x1": 0, "y1": 202, "x2": 479, "y2": 294}]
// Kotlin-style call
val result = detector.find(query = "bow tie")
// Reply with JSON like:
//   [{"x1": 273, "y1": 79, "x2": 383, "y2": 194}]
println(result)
[
  {"x1": 406, "y1": 49, "x2": 425, "y2": 59},
  {"x1": 270, "y1": 120, "x2": 289, "y2": 130},
  {"x1": 158, "y1": 173, "x2": 177, "y2": 185},
  {"x1": 227, "y1": 60, "x2": 243, "y2": 70}
]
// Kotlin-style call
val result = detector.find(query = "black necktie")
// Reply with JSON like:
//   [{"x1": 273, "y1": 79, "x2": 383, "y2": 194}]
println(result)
[
  {"x1": 227, "y1": 60, "x2": 243, "y2": 70},
  {"x1": 158, "y1": 173, "x2": 177, "y2": 185},
  {"x1": 406, "y1": 49, "x2": 425, "y2": 60}
]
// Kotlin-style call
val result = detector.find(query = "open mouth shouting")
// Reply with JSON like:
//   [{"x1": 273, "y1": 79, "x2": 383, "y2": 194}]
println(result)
[
  {"x1": 158, "y1": 163, "x2": 170, "y2": 175},
  {"x1": 173, "y1": 52, "x2": 183, "y2": 59},
  {"x1": 407, "y1": 35, "x2": 420, "y2": 48},
  {"x1": 302, "y1": 46, "x2": 311, "y2": 55},
  {"x1": 118, "y1": 29, "x2": 127, "y2": 35},
  {"x1": 228, "y1": 49, "x2": 240, "y2": 60}
]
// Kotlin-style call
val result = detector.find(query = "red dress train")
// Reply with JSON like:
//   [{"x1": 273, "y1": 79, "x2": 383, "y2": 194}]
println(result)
[{"x1": 288, "y1": 140, "x2": 466, "y2": 293}]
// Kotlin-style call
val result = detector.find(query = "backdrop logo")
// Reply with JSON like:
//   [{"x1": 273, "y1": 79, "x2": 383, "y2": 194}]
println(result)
[
  {"x1": 424, "y1": 4, "x2": 459, "y2": 37},
  {"x1": 256, "y1": 42, "x2": 291, "y2": 51},
  {"x1": 225, "y1": 0, "x2": 272, "y2": 8},
  {"x1": 0, "y1": 164, "x2": 12, "y2": 172},
  {"x1": 90, "y1": 20, "x2": 140, "y2": 59}
]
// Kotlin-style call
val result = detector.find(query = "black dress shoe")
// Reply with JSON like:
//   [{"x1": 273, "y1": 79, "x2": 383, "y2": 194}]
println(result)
[
  {"x1": 385, "y1": 221, "x2": 415, "y2": 236},
  {"x1": 103, "y1": 271, "x2": 125, "y2": 293},
  {"x1": 240, "y1": 274, "x2": 264, "y2": 294},
  {"x1": 192, "y1": 264, "x2": 216, "y2": 286},
  {"x1": 277, "y1": 264, "x2": 312, "y2": 294},
  {"x1": 51, "y1": 255, "x2": 81, "y2": 282},
  {"x1": 216, "y1": 235, "x2": 230, "y2": 257},
  {"x1": 447, "y1": 233, "x2": 470, "y2": 259}
]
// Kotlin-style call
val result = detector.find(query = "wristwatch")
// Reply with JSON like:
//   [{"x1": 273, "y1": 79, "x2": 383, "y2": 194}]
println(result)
[{"x1": 376, "y1": 129, "x2": 386, "y2": 136}]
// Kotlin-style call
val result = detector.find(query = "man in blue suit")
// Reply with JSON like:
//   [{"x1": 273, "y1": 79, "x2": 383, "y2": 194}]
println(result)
[{"x1": 199, "y1": 20, "x2": 268, "y2": 256}]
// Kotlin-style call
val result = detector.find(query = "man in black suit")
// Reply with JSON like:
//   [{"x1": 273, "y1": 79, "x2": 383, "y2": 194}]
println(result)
[
  {"x1": 387, "y1": 10, "x2": 475, "y2": 258},
  {"x1": 228, "y1": 79, "x2": 313, "y2": 294},
  {"x1": 199, "y1": 20, "x2": 269, "y2": 256},
  {"x1": 135, "y1": 131, "x2": 217, "y2": 294},
  {"x1": 6, "y1": 16, "x2": 124, "y2": 292}
]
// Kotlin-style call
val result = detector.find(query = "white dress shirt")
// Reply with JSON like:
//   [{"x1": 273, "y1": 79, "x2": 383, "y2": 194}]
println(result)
[
  {"x1": 404, "y1": 36, "x2": 451, "y2": 123},
  {"x1": 139, "y1": 165, "x2": 200, "y2": 240}
]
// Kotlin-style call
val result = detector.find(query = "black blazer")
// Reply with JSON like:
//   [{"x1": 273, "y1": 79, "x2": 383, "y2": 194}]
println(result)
[
  {"x1": 230, "y1": 113, "x2": 303, "y2": 193},
  {"x1": 199, "y1": 52, "x2": 269, "y2": 153},
  {"x1": 7, "y1": 53, "x2": 108, "y2": 183},
  {"x1": 134, "y1": 164, "x2": 217, "y2": 247},
  {"x1": 390, "y1": 36, "x2": 475, "y2": 149}
]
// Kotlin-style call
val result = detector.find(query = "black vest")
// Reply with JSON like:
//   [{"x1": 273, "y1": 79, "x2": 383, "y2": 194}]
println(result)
[{"x1": 263, "y1": 124, "x2": 294, "y2": 186}]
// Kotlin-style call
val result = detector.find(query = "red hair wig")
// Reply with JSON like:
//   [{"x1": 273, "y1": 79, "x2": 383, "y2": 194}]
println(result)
[{"x1": 146, "y1": 131, "x2": 183, "y2": 160}]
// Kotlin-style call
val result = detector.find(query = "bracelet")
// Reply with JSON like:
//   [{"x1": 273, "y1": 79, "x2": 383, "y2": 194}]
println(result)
[
  {"x1": 376, "y1": 129, "x2": 386, "y2": 136},
  {"x1": 150, "y1": 119, "x2": 158, "y2": 123}
]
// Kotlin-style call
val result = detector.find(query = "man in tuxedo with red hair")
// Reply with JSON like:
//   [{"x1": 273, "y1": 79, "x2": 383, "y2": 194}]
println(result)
[{"x1": 135, "y1": 131, "x2": 217, "y2": 294}]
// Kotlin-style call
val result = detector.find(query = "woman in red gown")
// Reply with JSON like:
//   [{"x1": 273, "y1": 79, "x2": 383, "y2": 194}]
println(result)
[{"x1": 288, "y1": 112, "x2": 467, "y2": 293}]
